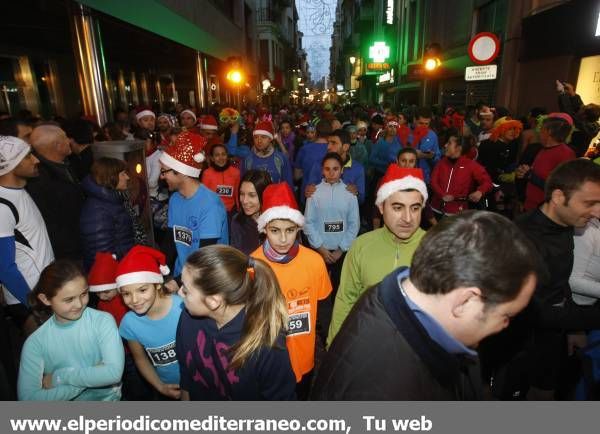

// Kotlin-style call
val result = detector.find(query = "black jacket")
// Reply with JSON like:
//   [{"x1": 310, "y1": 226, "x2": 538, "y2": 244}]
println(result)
[
  {"x1": 25, "y1": 153, "x2": 84, "y2": 261},
  {"x1": 311, "y1": 269, "x2": 483, "y2": 400}
]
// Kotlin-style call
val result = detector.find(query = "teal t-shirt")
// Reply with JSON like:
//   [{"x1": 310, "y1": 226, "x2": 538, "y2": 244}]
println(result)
[{"x1": 18, "y1": 308, "x2": 124, "y2": 401}]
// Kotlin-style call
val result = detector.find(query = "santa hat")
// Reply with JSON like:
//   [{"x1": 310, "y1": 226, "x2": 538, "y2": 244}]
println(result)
[
  {"x1": 253, "y1": 120, "x2": 274, "y2": 140},
  {"x1": 180, "y1": 109, "x2": 197, "y2": 123},
  {"x1": 88, "y1": 252, "x2": 118, "y2": 292},
  {"x1": 135, "y1": 106, "x2": 155, "y2": 121},
  {"x1": 200, "y1": 115, "x2": 218, "y2": 131},
  {"x1": 159, "y1": 131, "x2": 206, "y2": 178},
  {"x1": 479, "y1": 107, "x2": 495, "y2": 119},
  {"x1": 490, "y1": 116, "x2": 523, "y2": 141},
  {"x1": 386, "y1": 117, "x2": 400, "y2": 128},
  {"x1": 256, "y1": 183, "x2": 304, "y2": 232},
  {"x1": 157, "y1": 113, "x2": 177, "y2": 127},
  {"x1": 376, "y1": 165, "x2": 428, "y2": 206},
  {"x1": 547, "y1": 112, "x2": 574, "y2": 126},
  {"x1": 116, "y1": 246, "x2": 170, "y2": 288}
]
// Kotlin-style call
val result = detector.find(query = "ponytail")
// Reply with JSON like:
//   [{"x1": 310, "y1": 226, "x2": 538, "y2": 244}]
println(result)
[
  {"x1": 230, "y1": 257, "x2": 287, "y2": 369},
  {"x1": 184, "y1": 246, "x2": 288, "y2": 370}
]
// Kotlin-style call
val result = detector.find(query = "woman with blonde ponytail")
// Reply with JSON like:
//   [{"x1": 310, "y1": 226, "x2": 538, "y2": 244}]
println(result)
[{"x1": 176, "y1": 245, "x2": 296, "y2": 400}]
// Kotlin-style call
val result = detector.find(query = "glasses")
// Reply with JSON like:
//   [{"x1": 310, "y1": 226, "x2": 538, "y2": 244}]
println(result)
[
  {"x1": 160, "y1": 168, "x2": 174, "y2": 176},
  {"x1": 219, "y1": 115, "x2": 240, "y2": 124}
]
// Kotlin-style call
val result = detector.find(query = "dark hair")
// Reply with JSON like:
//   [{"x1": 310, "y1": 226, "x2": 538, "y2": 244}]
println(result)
[
  {"x1": 91, "y1": 157, "x2": 128, "y2": 189},
  {"x1": 63, "y1": 119, "x2": 94, "y2": 145},
  {"x1": 209, "y1": 142, "x2": 227, "y2": 155},
  {"x1": 410, "y1": 211, "x2": 537, "y2": 305},
  {"x1": 316, "y1": 119, "x2": 332, "y2": 138},
  {"x1": 416, "y1": 107, "x2": 432, "y2": 119},
  {"x1": 239, "y1": 169, "x2": 272, "y2": 209},
  {"x1": 371, "y1": 114, "x2": 384, "y2": 125},
  {"x1": 328, "y1": 128, "x2": 350, "y2": 146},
  {"x1": 529, "y1": 107, "x2": 547, "y2": 118},
  {"x1": 542, "y1": 117, "x2": 572, "y2": 143},
  {"x1": 544, "y1": 158, "x2": 600, "y2": 203},
  {"x1": 29, "y1": 260, "x2": 86, "y2": 313},
  {"x1": 0, "y1": 118, "x2": 28, "y2": 137},
  {"x1": 184, "y1": 245, "x2": 287, "y2": 369},
  {"x1": 397, "y1": 147, "x2": 418, "y2": 159},
  {"x1": 321, "y1": 152, "x2": 343, "y2": 167},
  {"x1": 582, "y1": 104, "x2": 600, "y2": 123}
]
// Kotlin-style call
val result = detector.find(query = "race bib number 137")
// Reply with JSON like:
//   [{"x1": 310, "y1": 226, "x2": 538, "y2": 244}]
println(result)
[{"x1": 173, "y1": 225, "x2": 192, "y2": 246}]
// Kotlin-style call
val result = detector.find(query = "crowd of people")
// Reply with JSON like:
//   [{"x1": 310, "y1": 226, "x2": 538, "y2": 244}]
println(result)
[{"x1": 1, "y1": 79, "x2": 600, "y2": 401}]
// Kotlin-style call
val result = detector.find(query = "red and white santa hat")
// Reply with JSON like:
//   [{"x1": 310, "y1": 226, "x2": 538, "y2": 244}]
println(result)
[
  {"x1": 376, "y1": 165, "x2": 428, "y2": 205},
  {"x1": 135, "y1": 106, "x2": 156, "y2": 121},
  {"x1": 116, "y1": 246, "x2": 170, "y2": 288},
  {"x1": 256, "y1": 182, "x2": 305, "y2": 232},
  {"x1": 181, "y1": 109, "x2": 197, "y2": 123},
  {"x1": 200, "y1": 115, "x2": 218, "y2": 131},
  {"x1": 253, "y1": 120, "x2": 274, "y2": 140},
  {"x1": 88, "y1": 252, "x2": 118, "y2": 292},
  {"x1": 159, "y1": 131, "x2": 206, "y2": 178}
]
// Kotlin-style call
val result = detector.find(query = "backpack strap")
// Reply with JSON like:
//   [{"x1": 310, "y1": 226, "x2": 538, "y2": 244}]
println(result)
[{"x1": 0, "y1": 197, "x2": 32, "y2": 249}]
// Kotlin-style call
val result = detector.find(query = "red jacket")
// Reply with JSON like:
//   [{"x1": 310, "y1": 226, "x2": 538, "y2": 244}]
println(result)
[
  {"x1": 430, "y1": 156, "x2": 493, "y2": 214},
  {"x1": 201, "y1": 165, "x2": 240, "y2": 212}
]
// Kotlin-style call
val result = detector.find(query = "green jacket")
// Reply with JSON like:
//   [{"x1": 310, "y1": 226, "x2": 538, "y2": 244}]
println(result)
[{"x1": 327, "y1": 225, "x2": 426, "y2": 347}]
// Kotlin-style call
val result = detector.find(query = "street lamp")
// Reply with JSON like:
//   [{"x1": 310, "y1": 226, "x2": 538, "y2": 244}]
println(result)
[{"x1": 349, "y1": 56, "x2": 356, "y2": 65}]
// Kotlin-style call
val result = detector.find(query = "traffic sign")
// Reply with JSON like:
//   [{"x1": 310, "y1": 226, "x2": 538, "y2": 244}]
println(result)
[
  {"x1": 468, "y1": 32, "x2": 500, "y2": 65},
  {"x1": 465, "y1": 65, "x2": 498, "y2": 81}
]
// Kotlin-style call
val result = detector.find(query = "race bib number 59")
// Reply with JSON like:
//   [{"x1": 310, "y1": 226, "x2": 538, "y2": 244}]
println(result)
[{"x1": 288, "y1": 312, "x2": 310, "y2": 336}]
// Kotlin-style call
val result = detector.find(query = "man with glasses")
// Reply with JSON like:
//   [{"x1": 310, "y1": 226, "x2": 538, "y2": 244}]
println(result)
[{"x1": 158, "y1": 132, "x2": 228, "y2": 291}]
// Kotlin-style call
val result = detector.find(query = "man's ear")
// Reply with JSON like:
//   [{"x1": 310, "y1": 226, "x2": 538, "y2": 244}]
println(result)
[
  {"x1": 377, "y1": 201, "x2": 384, "y2": 216},
  {"x1": 550, "y1": 189, "x2": 566, "y2": 206},
  {"x1": 451, "y1": 287, "x2": 482, "y2": 319}
]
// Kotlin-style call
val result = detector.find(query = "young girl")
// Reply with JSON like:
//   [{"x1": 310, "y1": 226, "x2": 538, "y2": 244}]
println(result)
[
  {"x1": 251, "y1": 183, "x2": 332, "y2": 398},
  {"x1": 304, "y1": 153, "x2": 359, "y2": 293},
  {"x1": 201, "y1": 139, "x2": 241, "y2": 215},
  {"x1": 230, "y1": 170, "x2": 272, "y2": 255},
  {"x1": 18, "y1": 260, "x2": 124, "y2": 401},
  {"x1": 176, "y1": 245, "x2": 296, "y2": 400},
  {"x1": 117, "y1": 245, "x2": 183, "y2": 400}
]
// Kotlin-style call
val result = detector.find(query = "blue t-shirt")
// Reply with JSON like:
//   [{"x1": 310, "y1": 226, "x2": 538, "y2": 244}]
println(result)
[
  {"x1": 296, "y1": 141, "x2": 328, "y2": 197},
  {"x1": 242, "y1": 150, "x2": 293, "y2": 186},
  {"x1": 176, "y1": 308, "x2": 296, "y2": 400},
  {"x1": 119, "y1": 294, "x2": 184, "y2": 385},
  {"x1": 168, "y1": 184, "x2": 228, "y2": 276}
]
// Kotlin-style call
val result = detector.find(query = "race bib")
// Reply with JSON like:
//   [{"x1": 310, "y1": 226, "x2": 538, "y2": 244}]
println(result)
[
  {"x1": 216, "y1": 185, "x2": 233, "y2": 197},
  {"x1": 173, "y1": 225, "x2": 192, "y2": 246},
  {"x1": 145, "y1": 341, "x2": 177, "y2": 367},
  {"x1": 287, "y1": 312, "x2": 310, "y2": 336},
  {"x1": 324, "y1": 221, "x2": 344, "y2": 233}
]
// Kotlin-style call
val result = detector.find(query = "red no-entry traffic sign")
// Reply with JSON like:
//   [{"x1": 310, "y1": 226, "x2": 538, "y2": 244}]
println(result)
[{"x1": 468, "y1": 32, "x2": 500, "y2": 65}]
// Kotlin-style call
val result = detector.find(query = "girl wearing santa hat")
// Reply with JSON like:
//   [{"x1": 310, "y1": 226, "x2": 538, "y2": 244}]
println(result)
[
  {"x1": 251, "y1": 183, "x2": 332, "y2": 399},
  {"x1": 176, "y1": 245, "x2": 296, "y2": 400},
  {"x1": 117, "y1": 246, "x2": 183, "y2": 400},
  {"x1": 18, "y1": 260, "x2": 125, "y2": 401}
]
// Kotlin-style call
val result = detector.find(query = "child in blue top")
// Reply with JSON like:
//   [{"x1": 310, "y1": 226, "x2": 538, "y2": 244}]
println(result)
[
  {"x1": 116, "y1": 246, "x2": 184, "y2": 400},
  {"x1": 304, "y1": 153, "x2": 360, "y2": 265},
  {"x1": 176, "y1": 245, "x2": 296, "y2": 400},
  {"x1": 18, "y1": 260, "x2": 124, "y2": 401}
]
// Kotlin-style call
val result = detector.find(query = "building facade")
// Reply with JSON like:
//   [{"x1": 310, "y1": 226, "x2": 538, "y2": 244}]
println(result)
[{"x1": 0, "y1": 0, "x2": 260, "y2": 125}]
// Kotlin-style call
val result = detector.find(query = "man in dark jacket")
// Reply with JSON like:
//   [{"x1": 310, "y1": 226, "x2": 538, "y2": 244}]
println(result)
[
  {"x1": 26, "y1": 124, "x2": 85, "y2": 261},
  {"x1": 311, "y1": 211, "x2": 537, "y2": 400},
  {"x1": 512, "y1": 159, "x2": 600, "y2": 400}
]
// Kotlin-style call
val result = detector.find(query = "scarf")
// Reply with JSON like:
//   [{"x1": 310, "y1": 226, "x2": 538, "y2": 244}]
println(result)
[
  {"x1": 411, "y1": 125, "x2": 429, "y2": 148},
  {"x1": 396, "y1": 124, "x2": 411, "y2": 146},
  {"x1": 262, "y1": 239, "x2": 300, "y2": 264}
]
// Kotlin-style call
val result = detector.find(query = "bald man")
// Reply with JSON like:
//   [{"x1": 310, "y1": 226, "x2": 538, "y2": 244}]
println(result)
[{"x1": 26, "y1": 124, "x2": 84, "y2": 261}]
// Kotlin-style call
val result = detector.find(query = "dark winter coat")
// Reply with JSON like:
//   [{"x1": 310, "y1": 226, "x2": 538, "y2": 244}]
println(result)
[
  {"x1": 80, "y1": 175, "x2": 134, "y2": 270},
  {"x1": 311, "y1": 269, "x2": 483, "y2": 400},
  {"x1": 25, "y1": 153, "x2": 84, "y2": 261}
]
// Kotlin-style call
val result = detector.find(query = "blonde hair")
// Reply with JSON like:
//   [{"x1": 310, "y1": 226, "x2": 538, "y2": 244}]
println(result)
[{"x1": 183, "y1": 245, "x2": 288, "y2": 369}]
